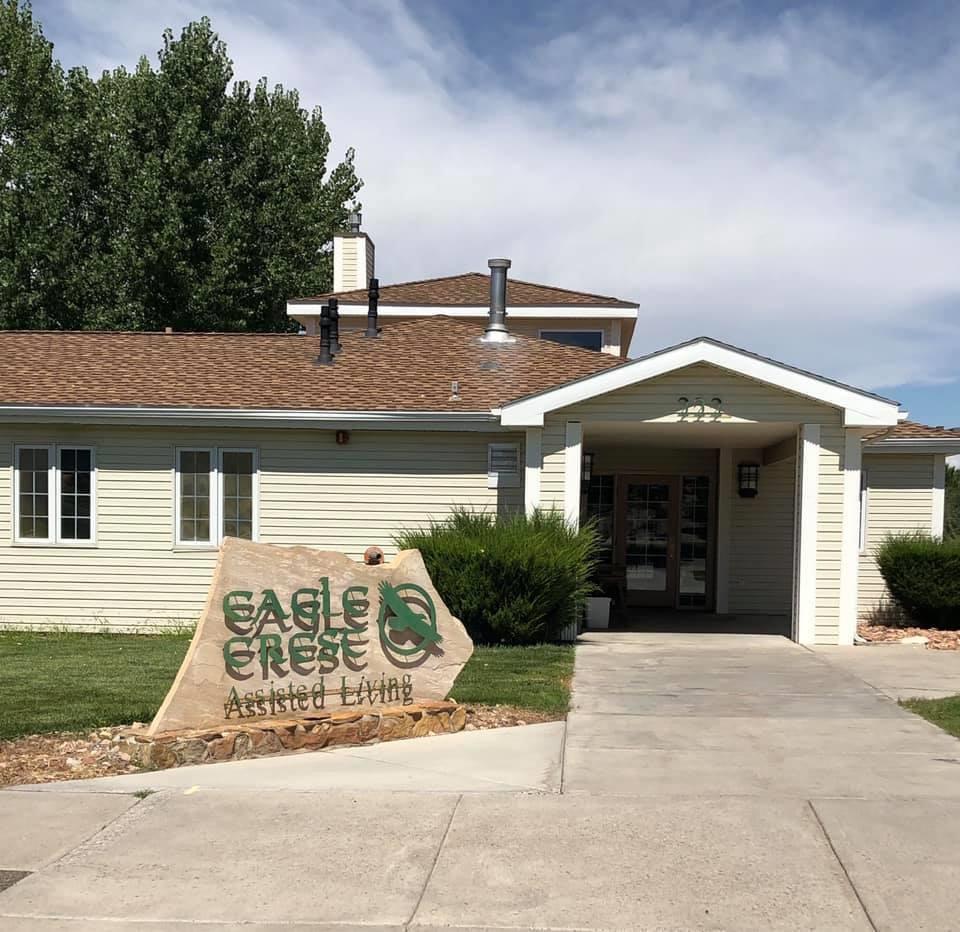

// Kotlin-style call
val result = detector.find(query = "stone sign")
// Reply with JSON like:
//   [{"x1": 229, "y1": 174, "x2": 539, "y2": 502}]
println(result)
[{"x1": 148, "y1": 539, "x2": 473, "y2": 735}]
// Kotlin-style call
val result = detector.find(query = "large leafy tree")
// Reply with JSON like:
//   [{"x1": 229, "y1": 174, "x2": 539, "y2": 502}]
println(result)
[
  {"x1": 946, "y1": 464, "x2": 960, "y2": 540},
  {"x1": 0, "y1": 5, "x2": 360, "y2": 331}
]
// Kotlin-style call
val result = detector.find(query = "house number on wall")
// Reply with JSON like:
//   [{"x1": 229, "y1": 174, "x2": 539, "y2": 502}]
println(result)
[{"x1": 677, "y1": 395, "x2": 724, "y2": 422}]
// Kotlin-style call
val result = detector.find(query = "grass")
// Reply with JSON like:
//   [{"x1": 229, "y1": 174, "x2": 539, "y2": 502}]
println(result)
[
  {"x1": 0, "y1": 633, "x2": 574, "y2": 740},
  {"x1": 0, "y1": 631, "x2": 191, "y2": 740},
  {"x1": 901, "y1": 695, "x2": 960, "y2": 739},
  {"x1": 448, "y1": 644, "x2": 575, "y2": 714}
]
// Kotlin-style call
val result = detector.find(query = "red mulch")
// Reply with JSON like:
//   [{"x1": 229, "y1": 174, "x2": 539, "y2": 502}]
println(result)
[{"x1": 858, "y1": 622, "x2": 960, "y2": 650}]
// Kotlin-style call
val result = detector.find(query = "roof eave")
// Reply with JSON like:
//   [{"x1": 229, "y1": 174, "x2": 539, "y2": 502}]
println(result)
[
  {"x1": 864, "y1": 439, "x2": 960, "y2": 454},
  {"x1": 287, "y1": 303, "x2": 639, "y2": 319},
  {"x1": 0, "y1": 405, "x2": 503, "y2": 432}
]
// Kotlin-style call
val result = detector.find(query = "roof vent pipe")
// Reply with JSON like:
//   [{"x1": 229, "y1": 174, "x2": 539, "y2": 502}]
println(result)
[
  {"x1": 364, "y1": 277, "x2": 380, "y2": 338},
  {"x1": 316, "y1": 304, "x2": 334, "y2": 365},
  {"x1": 329, "y1": 297, "x2": 342, "y2": 354},
  {"x1": 482, "y1": 258, "x2": 515, "y2": 343}
]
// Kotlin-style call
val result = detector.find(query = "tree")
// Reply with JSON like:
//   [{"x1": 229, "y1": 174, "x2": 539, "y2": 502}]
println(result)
[
  {"x1": 946, "y1": 464, "x2": 960, "y2": 540},
  {"x1": 0, "y1": 6, "x2": 361, "y2": 331}
]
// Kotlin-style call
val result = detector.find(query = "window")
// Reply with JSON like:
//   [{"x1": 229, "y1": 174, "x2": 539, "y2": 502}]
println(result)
[
  {"x1": 585, "y1": 475, "x2": 615, "y2": 564},
  {"x1": 175, "y1": 447, "x2": 258, "y2": 546},
  {"x1": 539, "y1": 330, "x2": 603, "y2": 352},
  {"x1": 14, "y1": 445, "x2": 95, "y2": 544},
  {"x1": 487, "y1": 443, "x2": 521, "y2": 488},
  {"x1": 58, "y1": 448, "x2": 93, "y2": 541},
  {"x1": 220, "y1": 449, "x2": 256, "y2": 541}
]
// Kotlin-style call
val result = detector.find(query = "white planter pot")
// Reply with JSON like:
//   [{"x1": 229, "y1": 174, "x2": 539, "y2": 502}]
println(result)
[{"x1": 585, "y1": 596, "x2": 612, "y2": 629}]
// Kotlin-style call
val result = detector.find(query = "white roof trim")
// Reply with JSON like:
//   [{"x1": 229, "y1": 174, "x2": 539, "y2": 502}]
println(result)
[
  {"x1": 499, "y1": 338, "x2": 901, "y2": 428},
  {"x1": 864, "y1": 440, "x2": 960, "y2": 454},
  {"x1": 0, "y1": 406, "x2": 501, "y2": 431},
  {"x1": 287, "y1": 304, "x2": 638, "y2": 320}
]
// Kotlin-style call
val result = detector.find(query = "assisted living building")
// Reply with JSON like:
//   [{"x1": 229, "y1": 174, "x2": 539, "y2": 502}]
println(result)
[{"x1": 2, "y1": 218, "x2": 958, "y2": 644}]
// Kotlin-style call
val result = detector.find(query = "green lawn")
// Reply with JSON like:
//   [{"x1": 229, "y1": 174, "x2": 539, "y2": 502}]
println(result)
[
  {"x1": 0, "y1": 631, "x2": 191, "y2": 740},
  {"x1": 448, "y1": 644, "x2": 574, "y2": 714},
  {"x1": 0, "y1": 633, "x2": 574, "y2": 740},
  {"x1": 902, "y1": 695, "x2": 960, "y2": 739}
]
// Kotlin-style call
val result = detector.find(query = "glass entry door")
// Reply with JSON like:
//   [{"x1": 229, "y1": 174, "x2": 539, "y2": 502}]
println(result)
[{"x1": 621, "y1": 477, "x2": 678, "y2": 607}]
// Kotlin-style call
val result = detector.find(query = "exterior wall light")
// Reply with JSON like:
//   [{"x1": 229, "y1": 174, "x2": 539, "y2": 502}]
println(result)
[
  {"x1": 738, "y1": 463, "x2": 759, "y2": 498},
  {"x1": 336, "y1": 430, "x2": 350, "y2": 445},
  {"x1": 581, "y1": 452, "x2": 594, "y2": 483}
]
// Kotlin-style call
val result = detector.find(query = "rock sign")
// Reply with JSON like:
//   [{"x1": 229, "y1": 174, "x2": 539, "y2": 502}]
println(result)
[{"x1": 148, "y1": 539, "x2": 474, "y2": 735}]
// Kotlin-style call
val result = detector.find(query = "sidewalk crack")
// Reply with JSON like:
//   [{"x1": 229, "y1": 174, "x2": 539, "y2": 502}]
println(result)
[
  {"x1": 406, "y1": 793, "x2": 461, "y2": 929},
  {"x1": 807, "y1": 799, "x2": 878, "y2": 931}
]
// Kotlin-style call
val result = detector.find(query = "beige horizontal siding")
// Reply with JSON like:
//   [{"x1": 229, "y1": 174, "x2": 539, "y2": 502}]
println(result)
[
  {"x1": 858, "y1": 453, "x2": 935, "y2": 619},
  {"x1": 559, "y1": 363, "x2": 838, "y2": 424},
  {"x1": 729, "y1": 450, "x2": 796, "y2": 615},
  {"x1": 0, "y1": 425, "x2": 522, "y2": 631},
  {"x1": 813, "y1": 425, "x2": 845, "y2": 644}
]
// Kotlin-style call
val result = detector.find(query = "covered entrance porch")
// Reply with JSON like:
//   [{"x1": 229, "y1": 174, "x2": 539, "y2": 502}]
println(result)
[{"x1": 579, "y1": 420, "x2": 799, "y2": 631}]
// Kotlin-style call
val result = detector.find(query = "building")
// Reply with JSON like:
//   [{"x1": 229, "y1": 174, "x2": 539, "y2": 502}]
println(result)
[{"x1": 1, "y1": 220, "x2": 957, "y2": 644}]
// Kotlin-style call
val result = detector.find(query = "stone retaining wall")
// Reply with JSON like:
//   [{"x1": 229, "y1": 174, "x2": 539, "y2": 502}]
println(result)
[{"x1": 125, "y1": 701, "x2": 466, "y2": 770}]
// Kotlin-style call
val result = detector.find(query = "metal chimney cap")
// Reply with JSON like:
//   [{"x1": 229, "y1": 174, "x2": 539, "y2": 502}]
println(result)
[{"x1": 488, "y1": 258, "x2": 511, "y2": 270}]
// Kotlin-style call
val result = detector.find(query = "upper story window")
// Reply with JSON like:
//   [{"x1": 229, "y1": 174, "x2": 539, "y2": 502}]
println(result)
[
  {"x1": 539, "y1": 330, "x2": 603, "y2": 352},
  {"x1": 175, "y1": 447, "x2": 258, "y2": 546},
  {"x1": 14, "y1": 445, "x2": 95, "y2": 544}
]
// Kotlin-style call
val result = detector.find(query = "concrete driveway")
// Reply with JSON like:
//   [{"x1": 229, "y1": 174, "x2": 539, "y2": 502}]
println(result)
[{"x1": 2, "y1": 632, "x2": 959, "y2": 930}]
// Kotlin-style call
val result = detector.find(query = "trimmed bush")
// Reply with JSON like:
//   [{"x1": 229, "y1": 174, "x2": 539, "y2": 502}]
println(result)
[
  {"x1": 876, "y1": 533, "x2": 960, "y2": 629},
  {"x1": 395, "y1": 509, "x2": 599, "y2": 645}
]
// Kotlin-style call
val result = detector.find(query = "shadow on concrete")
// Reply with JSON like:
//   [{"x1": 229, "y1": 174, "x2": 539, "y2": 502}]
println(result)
[{"x1": 606, "y1": 609, "x2": 792, "y2": 638}]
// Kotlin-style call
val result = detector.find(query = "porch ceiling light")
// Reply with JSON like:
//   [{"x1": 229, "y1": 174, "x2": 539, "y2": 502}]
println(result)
[
  {"x1": 738, "y1": 462, "x2": 759, "y2": 498},
  {"x1": 582, "y1": 451, "x2": 594, "y2": 483}
]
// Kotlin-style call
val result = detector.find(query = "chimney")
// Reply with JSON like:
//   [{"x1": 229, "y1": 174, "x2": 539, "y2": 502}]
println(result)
[
  {"x1": 481, "y1": 258, "x2": 515, "y2": 343},
  {"x1": 316, "y1": 304, "x2": 334, "y2": 365},
  {"x1": 329, "y1": 298, "x2": 342, "y2": 354},
  {"x1": 333, "y1": 209, "x2": 375, "y2": 292},
  {"x1": 364, "y1": 277, "x2": 380, "y2": 338}
]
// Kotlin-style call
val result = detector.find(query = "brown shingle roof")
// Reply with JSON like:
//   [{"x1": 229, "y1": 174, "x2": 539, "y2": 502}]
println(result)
[
  {"x1": 864, "y1": 421, "x2": 960, "y2": 443},
  {"x1": 294, "y1": 272, "x2": 638, "y2": 309},
  {"x1": 0, "y1": 318, "x2": 622, "y2": 412}
]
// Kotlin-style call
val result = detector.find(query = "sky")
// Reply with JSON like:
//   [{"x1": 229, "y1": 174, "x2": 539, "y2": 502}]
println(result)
[{"x1": 34, "y1": 0, "x2": 960, "y2": 431}]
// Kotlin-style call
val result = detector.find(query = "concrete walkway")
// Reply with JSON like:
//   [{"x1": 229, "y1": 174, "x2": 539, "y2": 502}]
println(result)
[{"x1": 2, "y1": 632, "x2": 960, "y2": 930}]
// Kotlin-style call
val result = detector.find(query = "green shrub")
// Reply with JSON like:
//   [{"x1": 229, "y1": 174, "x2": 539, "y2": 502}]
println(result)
[
  {"x1": 395, "y1": 509, "x2": 599, "y2": 645},
  {"x1": 876, "y1": 533, "x2": 960, "y2": 629}
]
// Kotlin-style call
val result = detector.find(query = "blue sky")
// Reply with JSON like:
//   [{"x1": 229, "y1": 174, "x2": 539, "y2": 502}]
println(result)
[{"x1": 35, "y1": 0, "x2": 960, "y2": 429}]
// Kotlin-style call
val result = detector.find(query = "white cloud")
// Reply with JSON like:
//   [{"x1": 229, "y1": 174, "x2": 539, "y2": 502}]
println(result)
[{"x1": 40, "y1": 0, "x2": 960, "y2": 391}]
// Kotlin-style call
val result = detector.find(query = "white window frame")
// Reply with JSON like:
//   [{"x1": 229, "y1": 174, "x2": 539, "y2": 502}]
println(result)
[
  {"x1": 538, "y1": 328, "x2": 605, "y2": 352},
  {"x1": 13, "y1": 444, "x2": 97, "y2": 546},
  {"x1": 174, "y1": 447, "x2": 218, "y2": 548},
  {"x1": 488, "y1": 442, "x2": 521, "y2": 489},
  {"x1": 174, "y1": 446, "x2": 260, "y2": 548},
  {"x1": 218, "y1": 447, "x2": 260, "y2": 543}
]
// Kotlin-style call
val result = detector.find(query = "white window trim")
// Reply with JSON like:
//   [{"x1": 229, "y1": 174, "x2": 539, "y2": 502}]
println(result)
[
  {"x1": 12, "y1": 444, "x2": 97, "y2": 546},
  {"x1": 538, "y1": 328, "x2": 606, "y2": 353},
  {"x1": 218, "y1": 447, "x2": 260, "y2": 543},
  {"x1": 487, "y1": 442, "x2": 521, "y2": 489},
  {"x1": 174, "y1": 447, "x2": 218, "y2": 548},
  {"x1": 174, "y1": 446, "x2": 261, "y2": 548}
]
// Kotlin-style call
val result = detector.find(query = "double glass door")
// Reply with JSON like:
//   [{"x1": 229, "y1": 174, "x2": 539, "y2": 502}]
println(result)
[{"x1": 619, "y1": 475, "x2": 711, "y2": 609}]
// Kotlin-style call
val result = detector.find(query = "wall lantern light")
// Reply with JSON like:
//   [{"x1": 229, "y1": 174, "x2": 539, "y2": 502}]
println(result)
[
  {"x1": 738, "y1": 463, "x2": 760, "y2": 498},
  {"x1": 336, "y1": 430, "x2": 350, "y2": 445},
  {"x1": 581, "y1": 452, "x2": 594, "y2": 483}
]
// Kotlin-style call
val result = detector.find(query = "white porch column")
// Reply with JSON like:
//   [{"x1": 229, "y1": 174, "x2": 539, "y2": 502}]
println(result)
[
  {"x1": 524, "y1": 427, "x2": 542, "y2": 517},
  {"x1": 839, "y1": 429, "x2": 865, "y2": 646},
  {"x1": 715, "y1": 448, "x2": 733, "y2": 614},
  {"x1": 795, "y1": 424, "x2": 821, "y2": 646},
  {"x1": 933, "y1": 455, "x2": 946, "y2": 539},
  {"x1": 563, "y1": 420, "x2": 583, "y2": 528}
]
